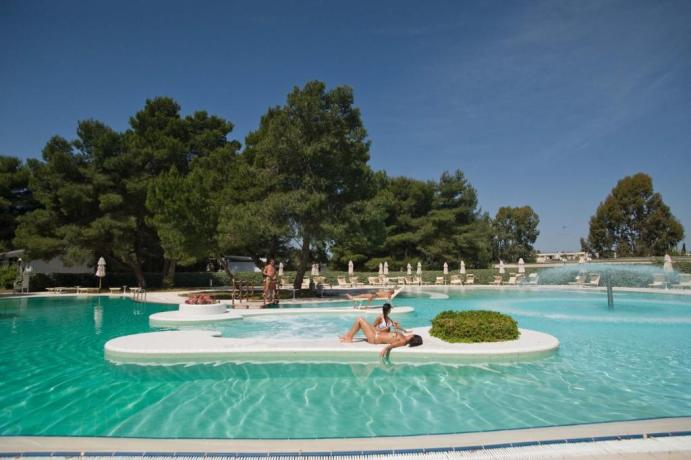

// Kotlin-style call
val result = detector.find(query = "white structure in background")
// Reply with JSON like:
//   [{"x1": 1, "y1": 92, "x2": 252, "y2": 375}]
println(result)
[
  {"x1": 0, "y1": 249, "x2": 92, "y2": 274},
  {"x1": 499, "y1": 260, "x2": 505, "y2": 274},
  {"x1": 663, "y1": 254, "x2": 674, "y2": 272},
  {"x1": 417, "y1": 262, "x2": 422, "y2": 276},
  {"x1": 406, "y1": 263, "x2": 412, "y2": 275},
  {"x1": 278, "y1": 262, "x2": 284, "y2": 277},
  {"x1": 460, "y1": 260, "x2": 466, "y2": 274},
  {"x1": 518, "y1": 258, "x2": 525, "y2": 274},
  {"x1": 224, "y1": 256, "x2": 262, "y2": 273},
  {"x1": 348, "y1": 260, "x2": 354, "y2": 276},
  {"x1": 383, "y1": 261, "x2": 389, "y2": 275},
  {"x1": 96, "y1": 257, "x2": 106, "y2": 289},
  {"x1": 535, "y1": 251, "x2": 588, "y2": 263},
  {"x1": 443, "y1": 262, "x2": 448, "y2": 275},
  {"x1": 378, "y1": 263, "x2": 383, "y2": 276}
]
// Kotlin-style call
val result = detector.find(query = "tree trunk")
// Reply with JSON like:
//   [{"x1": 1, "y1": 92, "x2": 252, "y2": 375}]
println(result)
[
  {"x1": 219, "y1": 257, "x2": 234, "y2": 285},
  {"x1": 125, "y1": 258, "x2": 146, "y2": 288},
  {"x1": 162, "y1": 258, "x2": 176, "y2": 288},
  {"x1": 293, "y1": 238, "x2": 310, "y2": 289}
]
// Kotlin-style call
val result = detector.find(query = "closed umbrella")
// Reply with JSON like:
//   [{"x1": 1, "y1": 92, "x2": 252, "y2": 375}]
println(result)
[
  {"x1": 416, "y1": 262, "x2": 422, "y2": 275},
  {"x1": 383, "y1": 261, "x2": 389, "y2": 275},
  {"x1": 315, "y1": 263, "x2": 320, "y2": 276},
  {"x1": 278, "y1": 262, "x2": 284, "y2": 277},
  {"x1": 460, "y1": 260, "x2": 466, "y2": 275},
  {"x1": 518, "y1": 258, "x2": 525, "y2": 274},
  {"x1": 348, "y1": 260, "x2": 354, "y2": 276},
  {"x1": 407, "y1": 263, "x2": 412, "y2": 275},
  {"x1": 443, "y1": 262, "x2": 448, "y2": 275},
  {"x1": 499, "y1": 260, "x2": 505, "y2": 274},
  {"x1": 378, "y1": 263, "x2": 383, "y2": 276},
  {"x1": 578, "y1": 256, "x2": 585, "y2": 264},
  {"x1": 96, "y1": 257, "x2": 106, "y2": 290},
  {"x1": 663, "y1": 254, "x2": 673, "y2": 273}
]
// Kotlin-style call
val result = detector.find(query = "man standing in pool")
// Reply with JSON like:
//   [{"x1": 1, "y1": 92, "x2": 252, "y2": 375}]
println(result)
[{"x1": 262, "y1": 259, "x2": 277, "y2": 306}]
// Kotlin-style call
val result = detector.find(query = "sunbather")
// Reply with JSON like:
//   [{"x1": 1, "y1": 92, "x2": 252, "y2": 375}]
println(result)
[{"x1": 340, "y1": 316, "x2": 422, "y2": 357}]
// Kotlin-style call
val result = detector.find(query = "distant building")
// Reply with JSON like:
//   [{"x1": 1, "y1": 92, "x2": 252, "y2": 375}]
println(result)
[
  {"x1": 535, "y1": 251, "x2": 589, "y2": 263},
  {"x1": 0, "y1": 249, "x2": 92, "y2": 274},
  {"x1": 223, "y1": 255, "x2": 262, "y2": 273}
]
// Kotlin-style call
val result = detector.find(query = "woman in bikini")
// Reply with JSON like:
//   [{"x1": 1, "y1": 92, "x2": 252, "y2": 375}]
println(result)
[{"x1": 340, "y1": 303, "x2": 423, "y2": 357}]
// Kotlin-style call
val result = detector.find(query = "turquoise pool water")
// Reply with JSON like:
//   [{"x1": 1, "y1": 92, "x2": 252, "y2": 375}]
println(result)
[{"x1": 1, "y1": 289, "x2": 690, "y2": 438}]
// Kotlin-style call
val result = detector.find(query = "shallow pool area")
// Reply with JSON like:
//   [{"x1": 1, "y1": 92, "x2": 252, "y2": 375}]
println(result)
[{"x1": 1, "y1": 289, "x2": 690, "y2": 439}]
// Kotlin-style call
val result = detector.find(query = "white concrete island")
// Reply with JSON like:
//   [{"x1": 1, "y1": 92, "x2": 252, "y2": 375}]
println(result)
[
  {"x1": 105, "y1": 327, "x2": 559, "y2": 365},
  {"x1": 149, "y1": 304, "x2": 415, "y2": 326}
]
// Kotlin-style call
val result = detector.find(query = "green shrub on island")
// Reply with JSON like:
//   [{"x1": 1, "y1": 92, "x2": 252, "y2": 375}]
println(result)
[{"x1": 430, "y1": 310, "x2": 519, "y2": 343}]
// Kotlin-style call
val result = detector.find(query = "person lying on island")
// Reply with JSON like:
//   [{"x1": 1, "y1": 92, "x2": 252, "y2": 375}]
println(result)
[
  {"x1": 339, "y1": 315, "x2": 423, "y2": 358},
  {"x1": 372, "y1": 303, "x2": 398, "y2": 333},
  {"x1": 345, "y1": 289, "x2": 395, "y2": 302}
]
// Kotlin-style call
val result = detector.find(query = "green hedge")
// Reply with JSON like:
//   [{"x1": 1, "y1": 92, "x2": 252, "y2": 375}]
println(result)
[
  {"x1": 430, "y1": 310, "x2": 519, "y2": 343},
  {"x1": 0, "y1": 265, "x2": 18, "y2": 289}
]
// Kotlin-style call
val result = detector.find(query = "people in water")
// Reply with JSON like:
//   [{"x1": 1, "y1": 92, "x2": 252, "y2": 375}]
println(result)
[
  {"x1": 345, "y1": 289, "x2": 395, "y2": 302},
  {"x1": 262, "y1": 259, "x2": 277, "y2": 305},
  {"x1": 340, "y1": 304, "x2": 422, "y2": 357}
]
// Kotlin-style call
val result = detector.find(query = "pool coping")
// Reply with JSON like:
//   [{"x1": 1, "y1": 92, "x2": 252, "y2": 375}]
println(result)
[{"x1": 1, "y1": 417, "x2": 689, "y2": 455}]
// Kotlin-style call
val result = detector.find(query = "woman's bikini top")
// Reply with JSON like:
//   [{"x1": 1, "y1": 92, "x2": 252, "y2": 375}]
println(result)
[{"x1": 375, "y1": 317, "x2": 393, "y2": 330}]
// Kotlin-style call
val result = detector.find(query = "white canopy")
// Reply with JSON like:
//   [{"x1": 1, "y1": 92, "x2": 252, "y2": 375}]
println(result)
[
  {"x1": 383, "y1": 261, "x2": 389, "y2": 275},
  {"x1": 96, "y1": 257, "x2": 106, "y2": 278},
  {"x1": 348, "y1": 260, "x2": 354, "y2": 276},
  {"x1": 518, "y1": 258, "x2": 525, "y2": 274},
  {"x1": 278, "y1": 262, "x2": 284, "y2": 277},
  {"x1": 378, "y1": 263, "x2": 383, "y2": 275},
  {"x1": 407, "y1": 263, "x2": 412, "y2": 275},
  {"x1": 460, "y1": 260, "x2": 466, "y2": 274},
  {"x1": 443, "y1": 262, "x2": 448, "y2": 275},
  {"x1": 416, "y1": 262, "x2": 422, "y2": 276},
  {"x1": 499, "y1": 260, "x2": 505, "y2": 274}
]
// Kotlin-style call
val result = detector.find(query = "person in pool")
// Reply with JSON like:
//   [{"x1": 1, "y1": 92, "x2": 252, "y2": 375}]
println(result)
[{"x1": 340, "y1": 304, "x2": 423, "y2": 357}]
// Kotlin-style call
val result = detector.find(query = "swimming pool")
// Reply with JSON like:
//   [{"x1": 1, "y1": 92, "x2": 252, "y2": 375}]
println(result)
[{"x1": 0, "y1": 289, "x2": 690, "y2": 439}]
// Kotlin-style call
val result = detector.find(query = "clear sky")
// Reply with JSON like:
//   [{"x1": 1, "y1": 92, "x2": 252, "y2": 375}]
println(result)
[{"x1": 2, "y1": 0, "x2": 690, "y2": 251}]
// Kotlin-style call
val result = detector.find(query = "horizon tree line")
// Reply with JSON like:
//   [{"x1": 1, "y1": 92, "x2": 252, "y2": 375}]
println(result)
[{"x1": 0, "y1": 81, "x2": 683, "y2": 287}]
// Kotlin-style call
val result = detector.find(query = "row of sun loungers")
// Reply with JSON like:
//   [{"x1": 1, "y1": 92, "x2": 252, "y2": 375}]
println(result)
[
  {"x1": 568, "y1": 273, "x2": 601, "y2": 287},
  {"x1": 44, "y1": 286, "x2": 140, "y2": 294}
]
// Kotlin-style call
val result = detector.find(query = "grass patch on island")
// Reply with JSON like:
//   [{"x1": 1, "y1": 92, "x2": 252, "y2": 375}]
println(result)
[{"x1": 430, "y1": 310, "x2": 519, "y2": 343}]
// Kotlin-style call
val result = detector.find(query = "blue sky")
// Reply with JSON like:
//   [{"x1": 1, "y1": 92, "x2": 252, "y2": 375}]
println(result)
[{"x1": 1, "y1": 0, "x2": 690, "y2": 251}]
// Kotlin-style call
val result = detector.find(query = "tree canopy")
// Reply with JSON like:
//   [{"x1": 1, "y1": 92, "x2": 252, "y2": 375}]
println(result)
[
  {"x1": 583, "y1": 173, "x2": 684, "y2": 257},
  {"x1": 2, "y1": 81, "x2": 550, "y2": 285},
  {"x1": 492, "y1": 206, "x2": 540, "y2": 262}
]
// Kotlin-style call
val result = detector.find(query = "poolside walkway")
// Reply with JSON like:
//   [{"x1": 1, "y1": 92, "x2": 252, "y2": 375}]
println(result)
[{"x1": 2, "y1": 417, "x2": 690, "y2": 458}]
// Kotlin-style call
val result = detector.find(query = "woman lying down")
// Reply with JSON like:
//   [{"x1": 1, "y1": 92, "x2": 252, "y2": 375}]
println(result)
[{"x1": 339, "y1": 303, "x2": 422, "y2": 358}]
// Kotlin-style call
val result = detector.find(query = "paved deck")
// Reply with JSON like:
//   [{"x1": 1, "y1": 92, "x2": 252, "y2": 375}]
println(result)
[
  {"x1": 1, "y1": 417, "x2": 689, "y2": 458},
  {"x1": 104, "y1": 327, "x2": 558, "y2": 365}
]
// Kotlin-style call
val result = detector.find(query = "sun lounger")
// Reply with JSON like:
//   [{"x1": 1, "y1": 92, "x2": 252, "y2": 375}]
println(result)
[
  {"x1": 368, "y1": 276, "x2": 382, "y2": 286},
  {"x1": 109, "y1": 287, "x2": 122, "y2": 294},
  {"x1": 465, "y1": 274, "x2": 475, "y2": 285},
  {"x1": 403, "y1": 276, "x2": 413, "y2": 285},
  {"x1": 587, "y1": 273, "x2": 601, "y2": 287},
  {"x1": 449, "y1": 275, "x2": 462, "y2": 285},
  {"x1": 672, "y1": 274, "x2": 691, "y2": 289},
  {"x1": 349, "y1": 276, "x2": 362, "y2": 287},
  {"x1": 648, "y1": 273, "x2": 667, "y2": 289},
  {"x1": 300, "y1": 278, "x2": 311, "y2": 289},
  {"x1": 434, "y1": 276, "x2": 445, "y2": 285},
  {"x1": 77, "y1": 287, "x2": 99, "y2": 294},
  {"x1": 569, "y1": 274, "x2": 587, "y2": 286},
  {"x1": 337, "y1": 276, "x2": 350, "y2": 287},
  {"x1": 506, "y1": 274, "x2": 518, "y2": 285},
  {"x1": 491, "y1": 275, "x2": 503, "y2": 285},
  {"x1": 524, "y1": 273, "x2": 539, "y2": 285},
  {"x1": 412, "y1": 275, "x2": 422, "y2": 285}
]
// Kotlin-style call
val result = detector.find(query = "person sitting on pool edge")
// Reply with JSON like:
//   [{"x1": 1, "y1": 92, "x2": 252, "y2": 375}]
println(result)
[
  {"x1": 372, "y1": 303, "x2": 399, "y2": 333},
  {"x1": 340, "y1": 314, "x2": 423, "y2": 358}
]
